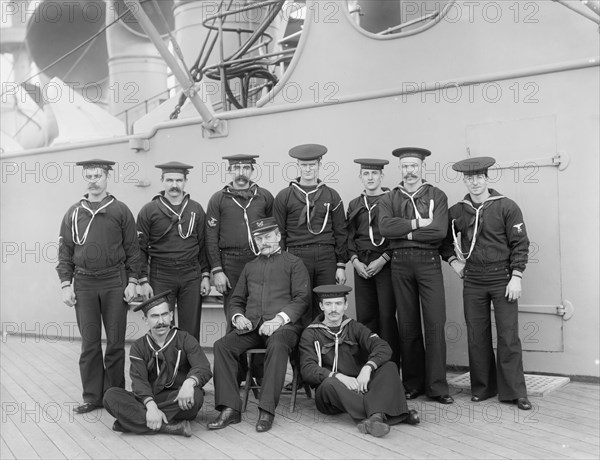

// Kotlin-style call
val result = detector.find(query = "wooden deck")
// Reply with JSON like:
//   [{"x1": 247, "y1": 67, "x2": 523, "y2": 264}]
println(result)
[{"x1": 1, "y1": 335, "x2": 598, "y2": 460}]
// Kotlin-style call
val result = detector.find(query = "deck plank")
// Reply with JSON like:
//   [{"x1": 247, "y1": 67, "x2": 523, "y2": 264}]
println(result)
[
  {"x1": 0, "y1": 437, "x2": 16, "y2": 460},
  {"x1": 2, "y1": 341, "x2": 174, "y2": 460},
  {"x1": 1, "y1": 335, "x2": 598, "y2": 460},
  {"x1": 1, "y1": 353, "x2": 127, "y2": 459}
]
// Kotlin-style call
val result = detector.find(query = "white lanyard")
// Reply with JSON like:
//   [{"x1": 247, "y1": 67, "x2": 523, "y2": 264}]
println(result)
[
  {"x1": 332, "y1": 332, "x2": 340, "y2": 372},
  {"x1": 146, "y1": 330, "x2": 178, "y2": 378},
  {"x1": 451, "y1": 210, "x2": 481, "y2": 261},
  {"x1": 292, "y1": 183, "x2": 330, "y2": 235},
  {"x1": 71, "y1": 198, "x2": 115, "y2": 246},
  {"x1": 159, "y1": 197, "x2": 195, "y2": 239},
  {"x1": 314, "y1": 326, "x2": 343, "y2": 372},
  {"x1": 451, "y1": 196, "x2": 503, "y2": 261},
  {"x1": 231, "y1": 188, "x2": 260, "y2": 255},
  {"x1": 314, "y1": 340, "x2": 322, "y2": 367},
  {"x1": 362, "y1": 195, "x2": 385, "y2": 247}
]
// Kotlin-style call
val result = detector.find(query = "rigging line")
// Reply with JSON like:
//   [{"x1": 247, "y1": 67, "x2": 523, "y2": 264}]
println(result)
[
  {"x1": 0, "y1": 8, "x2": 130, "y2": 101},
  {"x1": 13, "y1": 23, "x2": 103, "y2": 139}
]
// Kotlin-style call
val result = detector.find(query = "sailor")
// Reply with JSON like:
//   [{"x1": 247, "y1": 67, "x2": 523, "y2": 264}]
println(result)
[
  {"x1": 273, "y1": 144, "x2": 349, "y2": 320},
  {"x1": 440, "y1": 156, "x2": 532, "y2": 410},
  {"x1": 346, "y1": 158, "x2": 400, "y2": 367},
  {"x1": 299, "y1": 285, "x2": 419, "y2": 438},
  {"x1": 103, "y1": 290, "x2": 213, "y2": 436},
  {"x1": 136, "y1": 161, "x2": 211, "y2": 342},
  {"x1": 56, "y1": 159, "x2": 140, "y2": 414},
  {"x1": 207, "y1": 217, "x2": 310, "y2": 433},
  {"x1": 205, "y1": 154, "x2": 274, "y2": 382},
  {"x1": 205, "y1": 154, "x2": 274, "y2": 328},
  {"x1": 378, "y1": 147, "x2": 453, "y2": 404}
]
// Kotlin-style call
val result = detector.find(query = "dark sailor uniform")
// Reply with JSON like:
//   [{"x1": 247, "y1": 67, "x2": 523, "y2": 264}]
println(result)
[
  {"x1": 274, "y1": 180, "x2": 348, "y2": 319},
  {"x1": 441, "y1": 189, "x2": 529, "y2": 401},
  {"x1": 205, "y1": 182, "x2": 274, "y2": 326},
  {"x1": 212, "y1": 250, "x2": 310, "y2": 415},
  {"x1": 378, "y1": 181, "x2": 450, "y2": 398},
  {"x1": 299, "y1": 315, "x2": 409, "y2": 422},
  {"x1": 103, "y1": 327, "x2": 212, "y2": 433},
  {"x1": 137, "y1": 192, "x2": 210, "y2": 340},
  {"x1": 346, "y1": 189, "x2": 400, "y2": 366},
  {"x1": 57, "y1": 193, "x2": 140, "y2": 406}
]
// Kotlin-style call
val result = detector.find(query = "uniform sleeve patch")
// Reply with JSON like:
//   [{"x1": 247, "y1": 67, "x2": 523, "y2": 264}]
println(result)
[
  {"x1": 513, "y1": 223, "x2": 524, "y2": 233},
  {"x1": 208, "y1": 217, "x2": 218, "y2": 227}
]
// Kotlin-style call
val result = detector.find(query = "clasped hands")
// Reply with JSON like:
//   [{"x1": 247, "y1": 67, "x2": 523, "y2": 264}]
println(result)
[
  {"x1": 145, "y1": 379, "x2": 195, "y2": 431},
  {"x1": 353, "y1": 256, "x2": 386, "y2": 280},
  {"x1": 234, "y1": 315, "x2": 284, "y2": 337},
  {"x1": 335, "y1": 366, "x2": 372, "y2": 394}
]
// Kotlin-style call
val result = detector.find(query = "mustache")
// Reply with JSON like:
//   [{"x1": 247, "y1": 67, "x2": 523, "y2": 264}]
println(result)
[{"x1": 169, "y1": 187, "x2": 181, "y2": 192}]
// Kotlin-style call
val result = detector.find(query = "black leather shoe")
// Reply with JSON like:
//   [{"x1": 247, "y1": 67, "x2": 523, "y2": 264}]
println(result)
[
  {"x1": 515, "y1": 397, "x2": 532, "y2": 410},
  {"x1": 404, "y1": 389, "x2": 423, "y2": 400},
  {"x1": 207, "y1": 408, "x2": 241, "y2": 430},
  {"x1": 283, "y1": 375, "x2": 301, "y2": 392},
  {"x1": 401, "y1": 409, "x2": 420, "y2": 425},
  {"x1": 112, "y1": 420, "x2": 126, "y2": 432},
  {"x1": 256, "y1": 409, "x2": 274, "y2": 433},
  {"x1": 282, "y1": 382, "x2": 293, "y2": 392},
  {"x1": 432, "y1": 394, "x2": 454, "y2": 404},
  {"x1": 159, "y1": 420, "x2": 192, "y2": 437},
  {"x1": 73, "y1": 402, "x2": 102, "y2": 414},
  {"x1": 471, "y1": 395, "x2": 488, "y2": 402},
  {"x1": 357, "y1": 413, "x2": 390, "y2": 437}
]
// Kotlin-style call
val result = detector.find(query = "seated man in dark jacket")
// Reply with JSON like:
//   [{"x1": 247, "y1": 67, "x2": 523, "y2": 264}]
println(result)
[
  {"x1": 103, "y1": 290, "x2": 212, "y2": 436},
  {"x1": 207, "y1": 217, "x2": 310, "y2": 433},
  {"x1": 300, "y1": 285, "x2": 419, "y2": 437}
]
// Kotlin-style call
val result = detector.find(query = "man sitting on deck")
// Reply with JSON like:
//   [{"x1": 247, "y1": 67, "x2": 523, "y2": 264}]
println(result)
[
  {"x1": 299, "y1": 285, "x2": 420, "y2": 437},
  {"x1": 103, "y1": 290, "x2": 212, "y2": 436}
]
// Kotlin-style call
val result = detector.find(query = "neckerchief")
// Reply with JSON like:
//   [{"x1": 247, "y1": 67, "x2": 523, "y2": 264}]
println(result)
[
  {"x1": 290, "y1": 180, "x2": 330, "y2": 235},
  {"x1": 157, "y1": 193, "x2": 195, "y2": 239},
  {"x1": 71, "y1": 194, "x2": 115, "y2": 245},
  {"x1": 224, "y1": 184, "x2": 256, "y2": 201},
  {"x1": 396, "y1": 182, "x2": 432, "y2": 219},
  {"x1": 228, "y1": 185, "x2": 260, "y2": 255},
  {"x1": 451, "y1": 190, "x2": 505, "y2": 261},
  {"x1": 308, "y1": 317, "x2": 356, "y2": 372},
  {"x1": 144, "y1": 328, "x2": 180, "y2": 393}
]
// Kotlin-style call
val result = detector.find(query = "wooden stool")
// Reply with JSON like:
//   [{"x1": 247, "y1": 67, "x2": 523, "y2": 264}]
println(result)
[{"x1": 241, "y1": 348, "x2": 311, "y2": 413}]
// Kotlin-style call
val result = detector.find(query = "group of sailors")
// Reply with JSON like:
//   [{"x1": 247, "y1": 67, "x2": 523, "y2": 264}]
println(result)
[{"x1": 56, "y1": 144, "x2": 531, "y2": 438}]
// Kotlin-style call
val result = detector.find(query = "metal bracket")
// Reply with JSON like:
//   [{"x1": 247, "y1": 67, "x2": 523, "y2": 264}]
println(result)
[
  {"x1": 129, "y1": 138, "x2": 150, "y2": 152},
  {"x1": 134, "y1": 179, "x2": 152, "y2": 188},
  {"x1": 202, "y1": 119, "x2": 229, "y2": 138},
  {"x1": 553, "y1": 152, "x2": 570, "y2": 171},
  {"x1": 557, "y1": 299, "x2": 575, "y2": 320}
]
